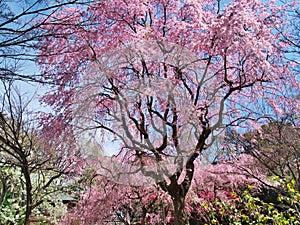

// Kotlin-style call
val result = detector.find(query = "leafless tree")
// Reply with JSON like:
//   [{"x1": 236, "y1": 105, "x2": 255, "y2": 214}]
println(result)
[
  {"x1": 0, "y1": 82, "x2": 74, "y2": 224},
  {"x1": 225, "y1": 116, "x2": 300, "y2": 191},
  {"x1": 0, "y1": 0, "x2": 92, "y2": 83}
]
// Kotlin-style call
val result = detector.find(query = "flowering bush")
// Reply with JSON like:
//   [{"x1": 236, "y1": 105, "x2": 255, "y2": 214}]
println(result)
[
  {"x1": 0, "y1": 167, "x2": 67, "y2": 225},
  {"x1": 60, "y1": 155, "x2": 291, "y2": 225},
  {"x1": 185, "y1": 178, "x2": 300, "y2": 225}
]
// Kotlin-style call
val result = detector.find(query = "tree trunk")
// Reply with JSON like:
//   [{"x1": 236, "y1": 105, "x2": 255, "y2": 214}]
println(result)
[
  {"x1": 159, "y1": 130, "x2": 210, "y2": 225},
  {"x1": 172, "y1": 195, "x2": 189, "y2": 225},
  {"x1": 22, "y1": 163, "x2": 33, "y2": 225},
  {"x1": 0, "y1": 176, "x2": 9, "y2": 206}
]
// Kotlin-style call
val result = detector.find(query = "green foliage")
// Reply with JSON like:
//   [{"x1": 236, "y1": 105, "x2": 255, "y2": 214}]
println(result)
[{"x1": 189, "y1": 180, "x2": 300, "y2": 225}]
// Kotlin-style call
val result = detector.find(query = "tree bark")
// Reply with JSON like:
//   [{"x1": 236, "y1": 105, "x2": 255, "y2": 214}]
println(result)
[
  {"x1": 22, "y1": 163, "x2": 33, "y2": 225},
  {"x1": 0, "y1": 176, "x2": 9, "y2": 206},
  {"x1": 158, "y1": 128, "x2": 211, "y2": 225},
  {"x1": 160, "y1": 172, "x2": 191, "y2": 225},
  {"x1": 172, "y1": 194, "x2": 189, "y2": 225}
]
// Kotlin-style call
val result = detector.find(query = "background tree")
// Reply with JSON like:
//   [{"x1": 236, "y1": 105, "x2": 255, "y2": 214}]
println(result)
[
  {"x1": 0, "y1": 83, "x2": 77, "y2": 225},
  {"x1": 277, "y1": 1, "x2": 300, "y2": 73},
  {"x1": 225, "y1": 117, "x2": 300, "y2": 190},
  {"x1": 0, "y1": 0, "x2": 93, "y2": 82}
]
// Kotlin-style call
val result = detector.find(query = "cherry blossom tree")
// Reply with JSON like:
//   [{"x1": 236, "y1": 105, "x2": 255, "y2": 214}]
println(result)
[{"x1": 37, "y1": 0, "x2": 299, "y2": 224}]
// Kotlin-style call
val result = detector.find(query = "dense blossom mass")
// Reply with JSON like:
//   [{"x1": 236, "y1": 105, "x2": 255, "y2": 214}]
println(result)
[{"x1": 36, "y1": 0, "x2": 299, "y2": 224}]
